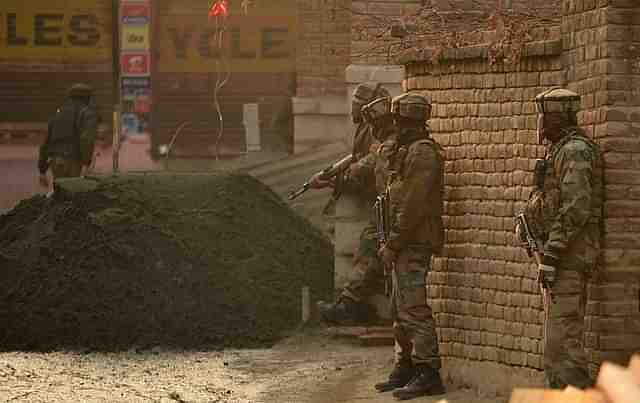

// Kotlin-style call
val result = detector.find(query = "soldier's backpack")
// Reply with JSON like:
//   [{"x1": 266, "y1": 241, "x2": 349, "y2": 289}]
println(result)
[{"x1": 49, "y1": 98, "x2": 87, "y2": 150}]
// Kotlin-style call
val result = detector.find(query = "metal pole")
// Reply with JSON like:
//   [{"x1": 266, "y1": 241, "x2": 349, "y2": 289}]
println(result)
[
  {"x1": 113, "y1": 106, "x2": 120, "y2": 173},
  {"x1": 301, "y1": 286, "x2": 310, "y2": 323},
  {"x1": 112, "y1": 0, "x2": 121, "y2": 174}
]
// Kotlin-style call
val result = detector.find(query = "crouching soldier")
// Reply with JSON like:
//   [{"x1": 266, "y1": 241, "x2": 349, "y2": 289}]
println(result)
[{"x1": 313, "y1": 82, "x2": 391, "y2": 324}]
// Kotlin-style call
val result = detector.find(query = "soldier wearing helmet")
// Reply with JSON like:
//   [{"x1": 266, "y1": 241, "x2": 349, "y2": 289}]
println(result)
[
  {"x1": 312, "y1": 82, "x2": 391, "y2": 325},
  {"x1": 518, "y1": 88, "x2": 603, "y2": 389},
  {"x1": 374, "y1": 92, "x2": 446, "y2": 399},
  {"x1": 38, "y1": 83, "x2": 98, "y2": 187}
]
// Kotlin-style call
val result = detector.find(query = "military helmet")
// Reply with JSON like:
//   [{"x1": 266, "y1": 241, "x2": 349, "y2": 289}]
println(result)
[
  {"x1": 68, "y1": 83, "x2": 94, "y2": 97},
  {"x1": 361, "y1": 97, "x2": 391, "y2": 125},
  {"x1": 391, "y1": 92, "x2": 431, "y2": 122},
  {"x1": 351, "y1": 82, "x2": 390, "y2": 123},
  {"x1": 352, "y1": 82, "x2": 390, "y2": 104},
  {"x1": 535, "y1": 88, "x2": 580, "y2": 114}
]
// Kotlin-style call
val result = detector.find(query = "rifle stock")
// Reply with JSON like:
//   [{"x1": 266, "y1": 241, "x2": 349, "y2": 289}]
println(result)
[{"x1": 288, "y1": 154, "x2": 354, "y2": 200}]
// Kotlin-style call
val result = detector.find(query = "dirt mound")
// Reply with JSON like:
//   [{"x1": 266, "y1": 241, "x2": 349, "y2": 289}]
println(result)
[{"x1": 0, "y1": 173, "x2": 333, "y2": 351}]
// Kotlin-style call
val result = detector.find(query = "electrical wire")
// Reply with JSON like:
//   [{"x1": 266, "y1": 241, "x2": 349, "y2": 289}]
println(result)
[{"x1": 212, "y1": 11, "x2": 232, "y2": 161}]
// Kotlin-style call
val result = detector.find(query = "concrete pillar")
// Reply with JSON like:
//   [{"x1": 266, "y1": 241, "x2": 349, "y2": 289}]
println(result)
[{"x1": 291, "y1": 95, "x2": 350, "y2": 154}]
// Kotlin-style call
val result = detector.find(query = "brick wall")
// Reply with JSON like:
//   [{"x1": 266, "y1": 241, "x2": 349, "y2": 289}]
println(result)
[
  {"x1": 562, "y1": 0, "x2": 640, "y2": 376},
  {"x1": 404, "y1": 43, "x2": 563, "y2": 395},
  {"x1": 296, "y1": 0, "x2": 352, "y2": 97},
  {"x1": 350, "y1": 0, "x2": 562, "y2": 65},
  {"x1": 401, "y1": 0, "x2": 640, "y2": 395}
]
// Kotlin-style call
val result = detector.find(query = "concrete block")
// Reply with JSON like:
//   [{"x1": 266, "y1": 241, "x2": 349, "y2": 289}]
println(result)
[
  {"x1": 345, "y1": 64, "x2": 405, "y2": 85},
  {"x1": 334, "y1": 219, "x2": 369, "y2": 256},
  {"x1": 293, "y1": 114, "x2": 349, "y2": 154}
]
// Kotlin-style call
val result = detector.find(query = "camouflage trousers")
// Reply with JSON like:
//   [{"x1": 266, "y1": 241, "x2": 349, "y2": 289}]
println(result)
[
  {"x1": 391, "y1": 247, "x2": 441, "y2": 369},
  {"x1": 50, "y1": 157, "x2": 82, "y2": 180},
  {"x1": 341, "y1": 226, "x2": 385, "y2": 302},
  {"x1": 544, "y1": 261, "x2": 592, "y2": 389}
]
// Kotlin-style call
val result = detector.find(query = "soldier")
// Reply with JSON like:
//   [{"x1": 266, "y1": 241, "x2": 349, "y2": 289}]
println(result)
[
  {"x1": 38, "y1": 83, "x2": 98, "y2": 187},
  {"x1": 374, "y1": 92, "x2": 446, "y2": 400},
  {"x1": 312, "y1": 82, "x2": 390, "y2": 324},
  {"x1": 518, "y1": 88, "x2": 603, "y2": 389}
]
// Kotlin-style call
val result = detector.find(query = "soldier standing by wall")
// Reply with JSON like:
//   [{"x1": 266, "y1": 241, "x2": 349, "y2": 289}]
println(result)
[
  {"x1": 518, "y1": 88, "x2": 603, "y2": 389},
  {"x1": 374, "y1": 93, "x2": 446, "y2": 400},
  {"x1": 311, "y1": 82, "x2": 390, "y2": 324},
  {"x1": 38, "y1": 83, "x2": 98, "y2": 187}
]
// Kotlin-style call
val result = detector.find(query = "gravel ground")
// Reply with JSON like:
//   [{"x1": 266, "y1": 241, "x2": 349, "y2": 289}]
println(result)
[{"x1": 0, "y1": 330, "x2": 508, "y2": 403}]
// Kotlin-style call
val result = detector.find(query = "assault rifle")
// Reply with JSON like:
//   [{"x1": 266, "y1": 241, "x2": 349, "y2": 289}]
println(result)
[
  {"x1": 288, "y1": 154, "x2": 354, "y2": 200},
  {"x1": 374, "y1": 186, "x2": 392, "y2": 296},
  {"x1": 515, "y1": 213, "x2": 553, "y2": 346}
]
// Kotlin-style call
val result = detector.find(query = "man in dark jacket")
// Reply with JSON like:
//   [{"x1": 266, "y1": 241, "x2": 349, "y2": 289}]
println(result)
[{"x1": 38, "y1": 83, "x2": 98, "y2": 187}]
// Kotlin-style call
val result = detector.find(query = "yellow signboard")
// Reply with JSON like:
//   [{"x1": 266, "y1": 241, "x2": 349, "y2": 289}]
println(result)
[
  {"x1": 157, "y1": 1, "x2": 297, "y2": 73},
  {"x1": 0, "y1": 0, "x2": 113, "y2": 65},
  {"x1": 121, "y1": 25, "x2": 150, "y2": 51}
]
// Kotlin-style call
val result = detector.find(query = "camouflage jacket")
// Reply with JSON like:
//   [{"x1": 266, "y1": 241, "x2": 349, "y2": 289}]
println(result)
[
  {"x1": 377, "y1": 128, "x2": 445, "y2": 254},
  {"x1": 342, "y1": 122, "x2": 383, "y2": 202},
  {"x1": 524, "y1": 130, "x2": 603, "y2": 268}
]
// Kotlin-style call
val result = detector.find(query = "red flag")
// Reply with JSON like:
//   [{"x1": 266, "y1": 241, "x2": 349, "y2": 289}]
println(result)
[{"x1": 208, "y1": 0, "x2": 228, "y2": 19}]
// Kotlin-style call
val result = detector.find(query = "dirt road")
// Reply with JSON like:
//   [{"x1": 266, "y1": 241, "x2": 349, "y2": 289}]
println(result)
[{"x1": 0, "y1": 330, "x2": 506, "y2": 403}]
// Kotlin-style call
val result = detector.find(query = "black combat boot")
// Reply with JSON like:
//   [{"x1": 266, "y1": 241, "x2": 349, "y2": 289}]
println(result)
[
  {"x1": 374, "y1": 359, "x2": 415, "y2": 393},
  {"x1": 317, "y1": 298, "x2": 374, "y2": 325},
  {"x1": 392, "y1": 365, "x2": 445, "y2": 400}
]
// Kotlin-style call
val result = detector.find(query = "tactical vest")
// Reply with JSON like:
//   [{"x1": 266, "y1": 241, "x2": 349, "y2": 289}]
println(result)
[
  {"x1": 376, "y1": 129, "x2": 445, "y2": 252},
  {"x1": 525, "y1": 131, "x2": 603, "y2": 267},
  {"x1": 47, "y1": 98, "x2": 88, "y2": 159}
]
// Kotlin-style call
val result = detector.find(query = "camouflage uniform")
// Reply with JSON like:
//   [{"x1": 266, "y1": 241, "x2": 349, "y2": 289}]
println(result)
[
  {"x1": 372, "y1": 93, "x2": 446, "y2": 400},
  {"x1": 522, "y1": 88, "x2": 603, "y2": 389},
  {"x1": 339, "y1": 121, "x2": 386, "y2": 303},
  {"x1": 38, "y1": 83, "x2": 98, "y2": 180},
  {"x1": 341, "y1": 84, "x2": 388, "y2": 302},
  {"x1": 318, "y1": 83, "x2": 390, "y2": 324},
  {"x1": 379, "y1": 128, "x2": 444, "y2": 371}
]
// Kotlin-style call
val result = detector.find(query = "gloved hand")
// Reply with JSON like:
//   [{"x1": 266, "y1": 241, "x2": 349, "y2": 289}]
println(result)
[
  {"x1": 537, "y1": 254, "x2": 557, "y2": 288},
  {"x1": 308, "y1": 172, "x2": 333, "y2": 189},
  {"x1": 349, "y1": 162, "x2": 360, "y2": 178},
  {"x1": 378, "y1": 244, "x2": 397, "y2": 267}
]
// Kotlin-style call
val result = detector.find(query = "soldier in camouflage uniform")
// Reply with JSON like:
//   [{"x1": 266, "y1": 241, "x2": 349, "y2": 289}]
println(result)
[
  {"x1": 312, "y1": 82, "x2": 390, "y2": 324},
  {"x1": 373, "y1": 93, "x2": 446, "y2": 400},
  {"x1": 518, "y1": 88, "x2": 603, "y2": 389},
  {"x1": 38, "y1": 83, "x2": 98, "y2": 187}
]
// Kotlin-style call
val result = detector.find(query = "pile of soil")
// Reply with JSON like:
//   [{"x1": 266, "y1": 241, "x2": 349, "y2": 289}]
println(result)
[{"x1": 0, "y1": 173, "x2": 333, "y2": 351}]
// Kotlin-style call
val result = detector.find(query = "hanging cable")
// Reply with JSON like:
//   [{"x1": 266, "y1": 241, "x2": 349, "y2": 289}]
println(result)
[{"x1": 208, "y1": 0, "x2": 231, "y2": 161}]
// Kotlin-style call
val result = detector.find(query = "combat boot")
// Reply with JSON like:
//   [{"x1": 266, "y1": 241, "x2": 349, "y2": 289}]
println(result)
[
  {"x1": 392, "y1": 365, "x2": 445, "y2": 400},
  {"x1": 374, "y1": 359, "x2": 415, "y2": 393},
  {"x1": 317, "y1": 297, "x2": 374, "y2": 325}
]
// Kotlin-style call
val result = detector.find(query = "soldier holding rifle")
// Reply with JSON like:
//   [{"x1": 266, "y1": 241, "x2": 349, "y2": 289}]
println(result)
[
  {"x1": 372, "y1": 93, "x2": 446, "y2": 400},
  {"x1": 291, "y1": 82, "x2": 390, "y2": 324},
  {"x1": 516, "y1": 88, "x2": 603, "y2": 389}
]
